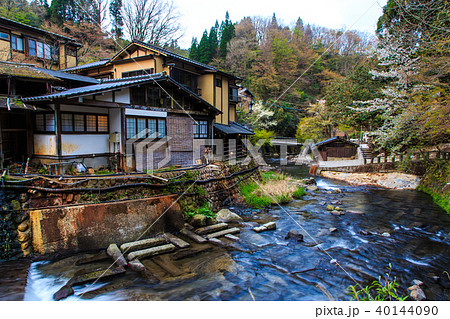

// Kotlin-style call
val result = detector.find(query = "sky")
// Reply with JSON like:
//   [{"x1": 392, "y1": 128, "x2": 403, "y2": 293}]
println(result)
[{"x1": 172, "y1": 0, "x2": 388, "y2": 48}]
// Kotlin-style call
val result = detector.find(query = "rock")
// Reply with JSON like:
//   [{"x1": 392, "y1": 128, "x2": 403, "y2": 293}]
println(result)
[
  {"x1": 216, "y1": 209, "x2": 243, "y2": 223},
  {"x1": 319, "y1": 201, "x2": 326, "y2": 206},
  {"x1": 18, "y1": 193, "x2": 29, "y2": 203},
  {"x1": 381, "y1": 232, "x2": 391, "y2": 237},
  {"x1": 329, "y1": 227, "x2": 337, "y2": 233},
  {"x1": 53, "y1": 285, "x2": 74, "y2": 301},
  {"x1": 17, "y1": 221, "x2": 29, "y2": 232},
  {"x1": 128, "y1": 260, "x2": 147, "y2": 272},
  {"x1": 347, "y1": 210, "x2": 364, "y2": 215},
  {"x1": 408, "y1": 285, "x2": 426, "y2": 301},
  {"x1": 22, "y1": 246, "x2": 32, "y2": 257},
  {"x1": 330, "y1": 259, "x2": 337, "y2": 264},
  {"x1": 106, "y1": 244, "x2": 128, "y2": 267},
  {"x1": 307, "y1": 185, "x2": 319, "y2": 192},
  {"x1": 412, "y1": 279, "x2": 424, "y2": 287},
  {"x1": 285, "y1": 230, "x2": 304, "y2": 242},
  {"x1": 66, "y1": 193, "x2": 74, "y2": 203},
  {"x1": 326, "y1": 205, "x2": 335, "y2": 211},
  {"x1": 20, "y1": 241, "x2": 30, "y2": 250},
  {"x1": 331, "y1": 211, "x2": 342, "y2": 216},
  {"x1": 302, "y1": 177, "x2": 316, "y2": 185},
  {"x1": 206, "y1": 227, "x2": 240, "y2": 239},
  {"x1": 11, "y1": 200, "x2": 21, "y2": 211},
  {"x1": 17, "y1": 229, "x2": 31, "y2": 242},
  {"x1": 335, "y1": 206, "x2": 342, "y2": 211},
  {"x1": 411, "y1": 222, "x2": 425, "y2": 228},
  {"x1": 330, "y1": 200, "x2": 342, "y2": 205},
  {"x1": 87, "y1": 168, "x2": 95, "y2": 175},
  {"x1": 190, "y1": 214, "x2": 207, "y2": 227}
]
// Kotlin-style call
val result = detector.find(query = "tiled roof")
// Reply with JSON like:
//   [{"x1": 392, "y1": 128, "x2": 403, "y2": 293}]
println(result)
[
  {"x1": 0, "y1": 16, "x2": 81, "y2": 46},
  {"x1": 314, "y1": 136, "x2": 359, "y2": 147},
  {"x1": 62, "y1": 59, "x2": 109, "y2": 72},
  {"x1": 31, "y1": 67, "x2": 99, "y2": 84},
  {"x1": 22, "y1": 73, "x2": 167, "y2": 102},
  {"x1": 214, "y1": 121, "x2": 254, "y2": 135},
  {"x1": 0, "y1": 61, "x2": 58, "y2": 80}
]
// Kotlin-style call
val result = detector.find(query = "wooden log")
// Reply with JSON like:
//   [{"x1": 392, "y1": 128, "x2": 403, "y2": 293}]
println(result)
[
  {"x1": 68, "y1": 266, "x2": 126, "y2": 286},
  {"x1": 253, "y1": 222, "x2": 277, "y2": 233},
  {"x1": 194, "y1": 223, "x2": 229, "y2": 235},
  {"x1": 106, "y1": 244, "x2": 128, "y2": 267},
  {"x1": 127, "y1": 244, "x2": 176, "y2": 261},
  {"x1": 120, "y1": 236, "x2": 167, "y2": 253},
  {"x1": 208, "y1": 237, "x2": 232, "y2": 248},
  {"x1": 172, "y1": 245, "x2": 213, "y2": 260},
  {"x1": 152, "y1": 255, "x2": 184, "y2": 277},
  {"x1": 206, "y1": 227, "x2": 240, "y2": 239},
  {"x1": 224, "y1": 234, "x2": 240, "y2": 241},
  {"x1": 164, "y1": 233, "x2": 190, "y2": 249},
  {"x1": 180, "y1": 228, "x2": 208, "y2": 244},
  {"x1": 75, "y1": 251, "x2": 109, "y2": 265}
]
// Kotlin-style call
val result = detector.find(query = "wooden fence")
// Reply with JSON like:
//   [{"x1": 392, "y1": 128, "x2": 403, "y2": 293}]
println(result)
[{"x1": 364, "y1": 151, "x2": 450, "y2": 165}]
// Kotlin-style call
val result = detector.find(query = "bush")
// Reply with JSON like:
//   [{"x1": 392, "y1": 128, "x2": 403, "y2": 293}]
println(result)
[
  {"x1": 348, "y1": 264, "x2": 408, "y2": 301},
  {"x1": 292, "y1": 187, "x2": 307, "y2": 199}
]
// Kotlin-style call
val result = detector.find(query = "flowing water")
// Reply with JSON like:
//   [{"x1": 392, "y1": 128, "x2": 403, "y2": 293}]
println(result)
[{"x1": 2, "y1": 166, "x2": 450, "y2": 301}]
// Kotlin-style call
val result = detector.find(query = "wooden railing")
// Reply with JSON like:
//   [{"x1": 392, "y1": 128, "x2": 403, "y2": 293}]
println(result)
[{"x1": 364, "y1": 151, "x2": 450, "y2": 165}]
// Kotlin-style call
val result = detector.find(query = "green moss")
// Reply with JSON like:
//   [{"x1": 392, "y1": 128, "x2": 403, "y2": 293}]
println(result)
[
  {"x1": 292, "y1": 187, "x2": 307, "y2": 199},
  {"x1": 418, "y1": 185, "x2": 450, "y2": 215},
  {"x1": 418, "y1": 159, "x2": 450, "y2": 215}
]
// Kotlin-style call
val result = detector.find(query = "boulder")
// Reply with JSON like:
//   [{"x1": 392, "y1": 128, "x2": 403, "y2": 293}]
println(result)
[
  {"x1": 285, "y1": 230, "x2": 304, "y2": 242},
  {"x1": 190, "y1": 214, "x2": 207, "y2": 227},
  {"x1": 326, "y1": 205, "x2": 335, "y2": 211},
  {"x1": 216, "y1": 209, "x2": 243, "y2": 223},
  {"x1": 53, "y1": 285, "x2": 74, "y2": 301},
  {"x1": 408, "y1": 285, "x2": 426, "y2": 301}
]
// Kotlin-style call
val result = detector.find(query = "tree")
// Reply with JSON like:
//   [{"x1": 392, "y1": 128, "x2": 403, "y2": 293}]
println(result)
[
  {"x1": 219, "y1": 11, "x2": 235, "y2": 59},
  {"x1": 197, "y1": 30, "x2": 211, "y2": 64},
  {"x1": 188, "y1": 37, "x2": 199, "y2": 61},
  {"x1": 109, "y1": 0, "x2": 123, "y2": 39},
  {"x1": 122, "y1": 0, "x2": 181, "y2": 46},
  {"x1": 296, "y1": 100, "x2": 334, "y2": 143}
]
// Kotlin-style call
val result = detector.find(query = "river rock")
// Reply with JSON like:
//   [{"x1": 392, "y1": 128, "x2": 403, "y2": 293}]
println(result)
[
  {"x1": 408, "y1": 285, "x2": 426, "y2": 301},
  {"x1": 329, "y1": 227, "x2": 337, "y2": 233},
  {"x1": 412, "y1": 279, "x2": 424, "y2": 287},
  {"x1": 17, "y1": 220, "x2": 29, "y2": 232},
  {"x1": 285, "y1": 230, "x2": 304, "y2": 242},
  {"x1": 253, "y1": 222, "x2": 277, "y2": 233},
  {"x1": 190, "y1": 214, "x2": 207, "y2": 227},
  {"x1": 326, "y1": 205, "x2": 335, "y2": 211},
  {"x1": 53, "y1": 284, "x2": 74, "y2": 301},
  {"x1": 347, "y1": 210, "x2": 364, "y2": 215},
  {"x1": 302, "y1": 177, "x2": 316, "y2": 185},
  {"x1": 216, "y1": 209, "x2": 243, "y2": 223},
  {"x1": 331, "y1": 211, "x2": 343, "y2": 216},
  {"x1": 335, "y1": 206, "x2": 343, "y2": 211},
  {"x1": 381, "y1": 232, "x2": 391, "y2": 237},
  {"x1": 307, "y1": 185, "x2": 319, "y2": 192}
]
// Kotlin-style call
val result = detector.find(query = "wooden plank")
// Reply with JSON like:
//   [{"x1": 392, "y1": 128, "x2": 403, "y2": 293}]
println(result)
[
  {"x1": 172, "y1": 245, "x2": 213, "y2": 260},
  {"x1": 224, "y1": 234, "x2": 240, "y2": 241},
  {"x1": 152, "y1": 255, "x2": 184, "y2": 277},
  {"x1": 75, "y1": 251, "x2": 109, "y2": 265},
  {"x1": 253, "y1": 222, "x2": 277, "y2": 233},
  {"x1": 120, "y1": 236, "x2": 167, "y2": 253},
  {"x1": 164, "y1": 233, "x2": 190, "y2": 249},
  {"x1": 194, "y1": 223, "x2": 229, "y2": 235},
  {"x1": 206, "y1": 227, "x2": 240, "y2": 239},
  {"x1": 127, "y1": 244, "x2": 176, "y2": 261},
  {"x1": 68, "y1": 266, "x2": 126, "y2": 286},
  {"x1": 180, "y1": 228, "x2": 208, "y2": 244}
]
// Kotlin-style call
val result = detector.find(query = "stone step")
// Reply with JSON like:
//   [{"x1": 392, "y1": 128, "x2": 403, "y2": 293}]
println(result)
[
  {"x1": 127, "y1": 244, "x2": 176, "y2": 261},
  {"x1": 180, "y1": 228, "x2": 208, "y2": 244},
  {"x1": 206, "y1": 227, "x2": 240, "y2": 239},
  {"x1": 152, "y1": 255, "x2": 185, "y2": 277},
  {"x1": 253, "y1": 222, "x2": 277, "y2": 233},
  {"x1": 208, "y1": 237, "x2": 234, "y2": 249},
  {"x1": 224, "y1": 234, "x2": 240, "y2": 241},
  {"x1": 164, "y1": 233, "x2": 190, "y2": 249},
  {"x1": 120, "y1": 236, "x2": 167, "y2": 253},
  {"x1": 194, "y1": 223, "x2": 229, "y2": 235}
]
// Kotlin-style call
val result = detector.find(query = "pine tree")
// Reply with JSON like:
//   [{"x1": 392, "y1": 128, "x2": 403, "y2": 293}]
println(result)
[
  {"x1": 197, "y1": 31, "x2": 211, "y2": 64},
  {"x1": 208, "y1": 22, "x2": 219, "y2": 60},
  {"x1": 110, "y1": 0, "x2": 123, "y2": 39},
  {"x1": 189, "y1": 37, "x2": 199, "y2": 61},
  {"x1": 219, "y1": 11, "x2": 235, "y2": 59}
]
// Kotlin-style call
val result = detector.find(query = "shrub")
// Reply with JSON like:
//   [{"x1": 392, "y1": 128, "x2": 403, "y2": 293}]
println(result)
[
  {"x1": 348, "y1": 264, "x2": 408, "y2": 301},
  {"x1": 293, "y1": 187, "x2": 307, "y2": 199}
]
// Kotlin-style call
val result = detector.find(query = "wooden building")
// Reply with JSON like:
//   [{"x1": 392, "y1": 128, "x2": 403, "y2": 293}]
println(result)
[{"x1": 314, "y1": 137, "x2": 359, "y2": 161}]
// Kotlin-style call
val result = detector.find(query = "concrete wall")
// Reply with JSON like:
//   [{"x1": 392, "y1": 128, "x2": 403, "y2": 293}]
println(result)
[
  {"x1": 61, "y1": 135, "x2": 109, "y2": 156},
  {"x1": 30, "y1": 195, "x2": 183, "y2": 254},
  {"x1": 33, "y1": 135, "x2": 57, "y2": 156}
]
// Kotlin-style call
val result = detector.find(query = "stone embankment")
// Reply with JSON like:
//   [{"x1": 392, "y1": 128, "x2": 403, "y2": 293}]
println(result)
[{"x1": 320, "y1": 171, "x2": 421, "y2": 189}]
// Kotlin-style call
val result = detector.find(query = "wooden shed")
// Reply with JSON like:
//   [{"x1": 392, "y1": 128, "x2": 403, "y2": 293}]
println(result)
[{"x1": 314, "y1": 137, "x2": 359, "y2": 161}]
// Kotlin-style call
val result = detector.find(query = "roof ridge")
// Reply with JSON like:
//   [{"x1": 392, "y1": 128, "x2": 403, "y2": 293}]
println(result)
[{"x1": 100, "y1": 72, "x2": 166, "y2": 83}]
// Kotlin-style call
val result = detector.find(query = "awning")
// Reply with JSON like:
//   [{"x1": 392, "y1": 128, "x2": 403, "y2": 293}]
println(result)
[{"x1": 214, "y1": 121, "x2": 254, "y2": 135}]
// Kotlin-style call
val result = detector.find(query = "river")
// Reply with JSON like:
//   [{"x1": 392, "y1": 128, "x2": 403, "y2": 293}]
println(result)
[{"x1": 1, "y1": 166, "x2": 449, "y2": 301}]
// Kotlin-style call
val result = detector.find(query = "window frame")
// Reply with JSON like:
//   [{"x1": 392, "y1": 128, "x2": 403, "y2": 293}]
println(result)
[
  {"x1": 11, "y1": 35, "x2": 23, "y2": 52},
  {"x1": 125, "y1": 116, "x2": 166, "y2": 140},
  {"x1": 193, "y1": 120, "x2": 209, "y2": 139},
  {"x1": 215, "y1": 78, "x2": 222, "y2": 88},
  {"x1": 34, "y1": 113, "x2": 56, "y2": 133},
  {"x1": 58, "y1": 112, "x2": 109, "y2": 134},
  {"x1": 0, "y1": 31, "x2": 9, "y2": 41}
]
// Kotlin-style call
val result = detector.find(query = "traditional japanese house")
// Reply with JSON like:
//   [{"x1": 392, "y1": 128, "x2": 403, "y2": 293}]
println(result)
[{"x1": 314, "y1": 137, "x2": 359, "y2": 161}]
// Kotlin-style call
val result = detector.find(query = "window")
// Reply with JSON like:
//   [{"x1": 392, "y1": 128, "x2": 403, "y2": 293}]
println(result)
[
  {"x1": 28, "y1": 39, "x2": 36, "y2": 56},
  {"x1": 0, "y1": 32, "x2": 9, "y2": 40},
  {"x1": 215, "y1": 79, "x2": 222, "y2": 87},
  {"x1": 35, "y1": 113, "x2": 55, "y2": 132},
  {"x1": 67, "y1": 46, "x2": 77, "y2": 57},
  {"x1": 44, "y1": 43, "x2": 51, "y2": 59},
  {"x1": 171, "y1": 69, "x2": 198, "y2": 92},
  {"x1": 126, "y1": 116, "x2": 166, "y2": 139},
  {"x1": 51, "y1": 45, "x2": 59, "y2": 61},
  {"x1": 60, "y1": 113, "x2": 108, "y2": 133},
  {"x1": 193, "y1": 120, "x2": 208, "y2": 139},
  {"x1": 36, "y1": 41, "x2": 44, "y2": 58},
  {"x1": 229, "y1": 87, "x2": 239, "y2": 102},
  {"x1": 131, "y1": 86, "x2": 162, "y2": 107},
  {"x1": 122, "y1": 69, "x2": 154, "y2": 78},
  {"x1": 11, "y1": 36, "x2": 23, "y2": 51}
]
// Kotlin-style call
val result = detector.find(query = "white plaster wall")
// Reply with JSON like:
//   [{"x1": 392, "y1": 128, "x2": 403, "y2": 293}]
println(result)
[
  {"x1": 124, "y1": 109, "x2": 167, "y2": 117},
  {"x1": 61, "y1": 135, "x2": 109, "y2": 156},
  {"x1": 34, "y1": 135, "x2": 57, "y2": 156},
  {"x1": 95, "y1": 91, "x2": 113, "y2": 102},
  {"x1": 109, "y1": 108, "x2": 122, "y2": 153},
  {"x1": 115, "y1": 88, "x2": 130, "y2": 104}
]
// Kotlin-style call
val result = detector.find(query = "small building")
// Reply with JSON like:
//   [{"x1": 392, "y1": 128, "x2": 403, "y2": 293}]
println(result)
[
  {"x1": 238, "y1": 87, "x2": 254, "y2": 112},
  {"x1": 314, "y1": 137, "x2": 359, "y2": 161},
  {"x1": 0, "y1": 16, "x2": 81, "y2": 70}
]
